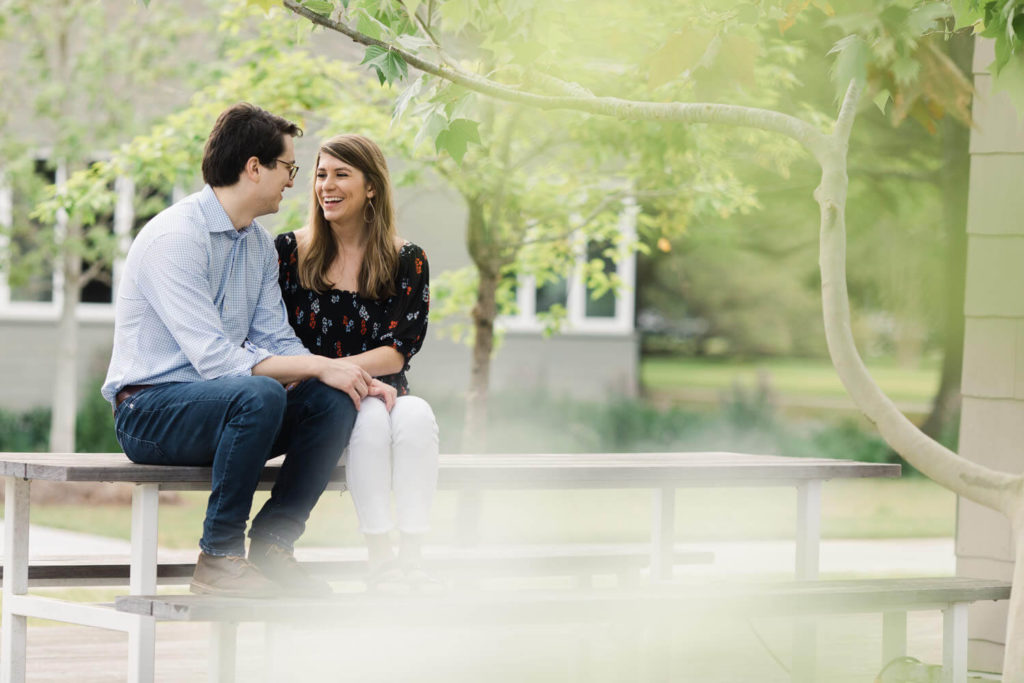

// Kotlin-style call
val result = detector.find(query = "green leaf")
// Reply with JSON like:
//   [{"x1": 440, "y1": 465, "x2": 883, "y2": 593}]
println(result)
[
  {"x1": 873, "y1": 88, "x2": 891, "y2": 114},
  {"x1": 245, "y1": 0, "x2": 280, "y2": 11},
  {"x1": 892, "y1": 55, "x2": 920, "y2": 86},
  {"x1": 435, "y1": 118, "x2": 480, "y2": 164},
  {"x1": 413, "y1": 110, "x2": 448, "y2": 149},
  {"x1": 360, "y1": 45, "x2": 408, "y2": 84},
  {"x1": 907, "y1": 2, "x2": 952, "y2": 36},
  {"x1": 442, "y1": 0, "x2": 474, "y2": 34},
  {"x1": 951, "y1": 0, "x2": 984, "y2": 30},
  {"x1": 404, "y1": 0, "x2": 422, "y2": 19},
  {"x1": 395, "y1": 33, "x2": 435, "y2": 52},
  {"x1": 828, "y1": 34, "x2": 868, "y2": 99},
  {"x1": 302, "y1": 0, "x2": 335, "y2": 16},
  {"x1": 508, "y1": 40, "x2": 547, "y2": 66},
  {"x1": 355, "y1": 9, "x2": 384, "y2": 40},
  {"x1": 647, "y1": 28, "x2": 715, "y2": 89},
  {"x1": 392, "y1": 75, "x2": 427, "y2": 124}
]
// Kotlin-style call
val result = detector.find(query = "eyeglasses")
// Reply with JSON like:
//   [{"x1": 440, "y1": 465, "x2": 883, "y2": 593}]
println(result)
[{"x1": 275, "y1": 159, "x2": 299, "y2": 180}]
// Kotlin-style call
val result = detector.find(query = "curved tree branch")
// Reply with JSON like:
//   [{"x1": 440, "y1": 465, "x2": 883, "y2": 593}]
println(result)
[
  {"x1": 815, "y1": 83, "x2": 1022, "y2": 517},
  {"x1": 282, "y1": 0, "x2": 830, "y2": 160}
]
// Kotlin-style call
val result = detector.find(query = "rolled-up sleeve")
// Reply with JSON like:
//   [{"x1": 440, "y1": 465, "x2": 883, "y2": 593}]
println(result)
[{"x1": 134, "y1": 232, "x2": 271, "y2": 379}]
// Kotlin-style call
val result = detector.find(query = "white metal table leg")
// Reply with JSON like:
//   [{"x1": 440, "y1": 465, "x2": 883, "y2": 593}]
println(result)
[
  {"x1": 942, "y1": 602, "x2": 968, "y2": 683},
  {"x1": 128, "y1": 483, "x2": 159, "y2": 683},
  {"x1": 650, "y1": 487, "x2": 675, "y2": 581},
  {"x1": 2, "y1": 478, "x2": 30, "y2": 683}
]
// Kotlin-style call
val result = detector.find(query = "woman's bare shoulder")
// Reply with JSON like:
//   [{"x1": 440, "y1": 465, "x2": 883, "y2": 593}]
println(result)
[{"x1": 292, "y1": 227, "x2": 312, "y2": 255}]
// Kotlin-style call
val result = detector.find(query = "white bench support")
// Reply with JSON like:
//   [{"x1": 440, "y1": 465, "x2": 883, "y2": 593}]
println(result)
[
  {"x1": 211, "y1": 622, "x2": 237, "y2": 683},
  {"x1": 795, "y1": 481, "x2": 821, "y2": 580},
  {"x1": 129, "y1": 483, "x2": 159, "y2": 683},
  {"x1": 2, "y1": 478, "x2": 29, "y2": 683},
  {"x1": 792, "y1": 481, "x2": 822, "y2": 683},
  {"x1": 650, "y1": 487, "x2": 675, "y2": 581},
  {"x1": 455, "y1": 488, "x2": 482, "y2": 546},
  {"x1": 943, "y1": 602, "x2": 968, "y2": 683},
  {"x1": 882, "y1": 611, "x2": 908, "y2": 665}
]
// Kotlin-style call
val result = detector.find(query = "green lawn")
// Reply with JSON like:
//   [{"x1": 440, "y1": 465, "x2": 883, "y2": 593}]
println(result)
[
  {"x1": 23, "y1": 477, "x2": 954, "y2": 549},
  {"x1": 642, "y1": 355, "x2": 940, "y2": 405}
]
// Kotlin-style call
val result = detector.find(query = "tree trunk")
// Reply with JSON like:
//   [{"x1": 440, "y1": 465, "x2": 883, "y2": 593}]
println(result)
[
  {"x1": 50, "y1": 221, "x2": 79, "y2": 453},
  {"x1": 920, "y1": 33, "x2": 973, "y2": 442},
  {"x1": 462, "y1": 197, "x2": 499, "y2": 453}
]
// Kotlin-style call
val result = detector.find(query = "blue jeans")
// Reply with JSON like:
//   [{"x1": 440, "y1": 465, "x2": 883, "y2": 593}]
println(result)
[{"x1": 113, "y1": 376, "x2": 356, "y2": 556}]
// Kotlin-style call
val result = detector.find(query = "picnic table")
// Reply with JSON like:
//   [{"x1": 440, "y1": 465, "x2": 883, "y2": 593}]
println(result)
[{"x1": 0, "y1": 450, "x2": 901, "y2": 682}]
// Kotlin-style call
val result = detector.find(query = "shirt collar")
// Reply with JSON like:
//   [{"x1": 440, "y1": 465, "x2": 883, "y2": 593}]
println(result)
[{"x1": 199, "y1": 184, "x2": 257, "y2": 236}]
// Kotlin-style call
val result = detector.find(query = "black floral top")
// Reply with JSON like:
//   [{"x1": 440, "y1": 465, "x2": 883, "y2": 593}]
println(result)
[{"x1": 275, "y1": 232, "x2": 429, "y2": 395}]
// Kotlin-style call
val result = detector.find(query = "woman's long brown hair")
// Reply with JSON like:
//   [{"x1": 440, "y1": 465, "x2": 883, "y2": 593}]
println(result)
[{"x1": 298, "y1": 134, "x2": 398, "y2": 299}]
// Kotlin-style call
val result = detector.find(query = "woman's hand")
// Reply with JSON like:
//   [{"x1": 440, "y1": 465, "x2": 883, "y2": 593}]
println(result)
[
  {"x1": 367, "y1": 378, "x2": 398, "y2": 412},
  {"x1": 318, "y1": 357, "x2": 372, "y2": 409}
]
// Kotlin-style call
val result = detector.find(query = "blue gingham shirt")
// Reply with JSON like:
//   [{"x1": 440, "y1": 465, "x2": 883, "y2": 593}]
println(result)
[{"x1": 101, "y1": 185, "x2": 309, "y2": 405}]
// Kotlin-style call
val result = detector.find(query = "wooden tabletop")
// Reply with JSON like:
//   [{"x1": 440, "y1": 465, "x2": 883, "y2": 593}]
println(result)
[{"x1": 0, "y1": 452, "x2": 899, "y2": 487}]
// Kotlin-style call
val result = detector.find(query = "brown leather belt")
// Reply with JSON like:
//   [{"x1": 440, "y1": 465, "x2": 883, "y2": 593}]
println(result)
[{"x1": 115, "y1": 384, "x2": 152, "y2": 409}]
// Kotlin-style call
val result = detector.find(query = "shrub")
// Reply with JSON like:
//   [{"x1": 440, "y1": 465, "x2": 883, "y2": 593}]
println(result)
[
  {"x1": 0, "y1": 407, "x2": 49, "y2": 452},
  {"x1": 76, "y1": 379, "x2": 120, "y2": 452}
]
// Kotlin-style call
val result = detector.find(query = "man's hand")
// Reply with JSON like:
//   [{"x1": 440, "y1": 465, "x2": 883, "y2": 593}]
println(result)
[
  {"x1": 319, "y1": 358, "x2": 372, "y2": 409},
  {"x1": 367, "y1": 379, "x2": 397, "y2": 411}
]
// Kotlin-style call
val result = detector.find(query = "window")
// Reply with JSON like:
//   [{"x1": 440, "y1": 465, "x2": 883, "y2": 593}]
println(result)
[
  {"x1": 0, "y1": 158, "x2": 174, "y2": 320},
  {"x1": 535, "y1": 275, "x2": 568, "y2": 315},
  {"x1": 79, "y1": 175, "x2": 116, "y2": 305},
  {"x1": 583, "y1": 239, "x2": 617, "y2": 319},
  {"x1": 7, "y1": 159, "x2": 59, "y2": 303},
  {"x1": 501, "y1": 199, "x2": 637, "y2": 335}
]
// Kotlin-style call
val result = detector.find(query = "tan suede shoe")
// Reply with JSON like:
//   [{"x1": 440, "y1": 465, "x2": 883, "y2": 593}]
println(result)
[
  {"x1": 189, "y1": 552, "x2": 277, "y2": 597},
  {"x1": 248, "y1": 538, "x2": 333, "y2": 596}
]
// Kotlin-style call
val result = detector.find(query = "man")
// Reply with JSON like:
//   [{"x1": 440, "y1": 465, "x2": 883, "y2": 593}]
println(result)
[{"x1": 102, "y1": 103, "x2": 392, "y2": 596}]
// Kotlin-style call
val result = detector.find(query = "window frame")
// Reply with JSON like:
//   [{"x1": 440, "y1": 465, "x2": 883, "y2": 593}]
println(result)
[{"x1": 499, "y1": 198, "x2": 637, "y2": 336}]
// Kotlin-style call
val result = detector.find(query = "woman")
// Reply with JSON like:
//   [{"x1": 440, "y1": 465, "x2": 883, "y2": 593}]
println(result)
[{"x1": 275, "y1": 134, "x2": 439, "y2": 588}]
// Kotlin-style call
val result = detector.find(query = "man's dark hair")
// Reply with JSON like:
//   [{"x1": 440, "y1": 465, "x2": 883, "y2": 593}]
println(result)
[{"x1": 201, "y1": 103, "x2": 303, "y2": 187}]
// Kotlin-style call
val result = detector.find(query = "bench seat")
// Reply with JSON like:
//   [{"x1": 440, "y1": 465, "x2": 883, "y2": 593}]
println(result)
[
  {"x1": 114, "y1": 577, "x2": 1011, "y2": 683},
  {"x1": 115, "y1": 577, "x2": 1011, "y2": 623}
]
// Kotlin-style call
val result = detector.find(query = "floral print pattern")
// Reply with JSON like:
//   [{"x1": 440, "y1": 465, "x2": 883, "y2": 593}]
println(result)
[{"x1": 275, "y1": 232, "x2": 429, "y2": 395}]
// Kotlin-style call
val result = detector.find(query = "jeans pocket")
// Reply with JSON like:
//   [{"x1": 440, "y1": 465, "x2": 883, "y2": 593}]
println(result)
[{"x1": 116, "y1": 430, "x2": 168, "y2": 465}]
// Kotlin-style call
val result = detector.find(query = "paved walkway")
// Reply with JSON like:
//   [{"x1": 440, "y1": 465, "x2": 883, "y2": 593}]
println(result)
[
  {"x1": 0, "y1": 524, "x2": 133, "y2": 556},
  {"x1": 684, "y1": 537, "x2": 955, "y2": 577}
]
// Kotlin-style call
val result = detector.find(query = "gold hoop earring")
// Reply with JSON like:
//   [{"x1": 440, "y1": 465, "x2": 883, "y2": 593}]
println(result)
[{"x1": 363, "y1": 199, "x2": 377, "y2": 224}]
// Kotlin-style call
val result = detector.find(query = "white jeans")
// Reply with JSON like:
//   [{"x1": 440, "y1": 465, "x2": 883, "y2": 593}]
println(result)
[{"x1": 342, "y1": 395, "x2": 439, "y2": 535}]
